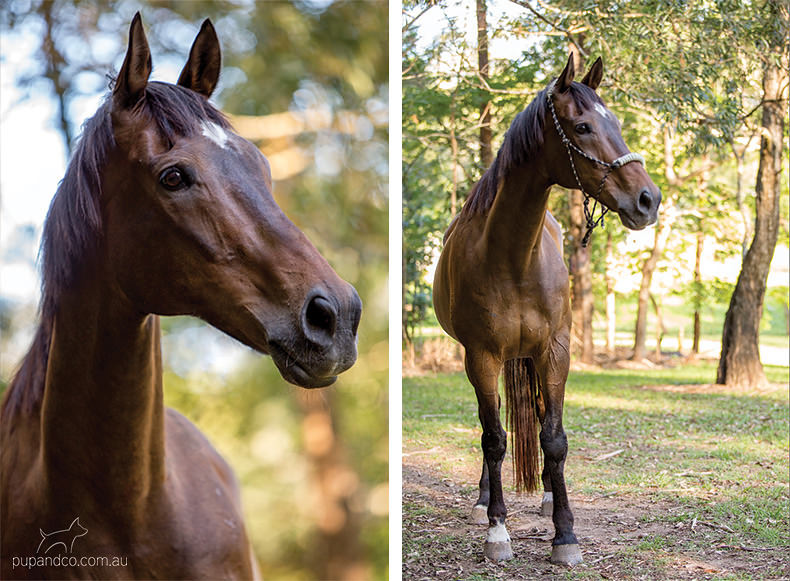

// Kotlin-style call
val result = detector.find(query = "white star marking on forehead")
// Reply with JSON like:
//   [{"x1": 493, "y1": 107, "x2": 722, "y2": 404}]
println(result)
[
  {"x1": 593, "y1": 103, "x2": 613, "y2": 121},
  {"x1": 201, "y1": 121, "x2": 230, "y2": 149}
]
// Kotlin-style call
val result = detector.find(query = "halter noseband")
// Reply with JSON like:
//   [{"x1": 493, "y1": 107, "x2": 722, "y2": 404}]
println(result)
[{"x1": 546, "y1": 83, "x2": 646, "y2": 246}]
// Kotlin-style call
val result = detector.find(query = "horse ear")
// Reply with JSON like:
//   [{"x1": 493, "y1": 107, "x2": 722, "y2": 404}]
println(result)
[
  {"x1": 556, "y1": 52, "x2": 575, "y2": 93},
  {"x1": 581, "y1": 57, "x2": 603, "y2": 90},
  {"x1": 114, "y1": 12, "x2": 151, "y2": 110},
  {"x1": 177, "y1": 19, "x2": 221, "y2": 98}
]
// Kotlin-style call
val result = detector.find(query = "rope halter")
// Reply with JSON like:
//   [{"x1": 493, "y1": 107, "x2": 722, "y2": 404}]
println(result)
[{"x1": 546, "y1": 82, "x2": 646, "y2": 246}]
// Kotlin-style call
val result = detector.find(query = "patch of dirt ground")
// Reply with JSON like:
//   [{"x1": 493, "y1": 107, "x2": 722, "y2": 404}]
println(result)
[{"x1": 403, "y1": 458, "x2": 789, "y2": 580}]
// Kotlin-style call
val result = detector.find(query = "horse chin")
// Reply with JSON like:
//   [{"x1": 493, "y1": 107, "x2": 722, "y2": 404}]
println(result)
[
  {"x1": 618, "y1": 212, "x2": 654, "y2": 231},
  {"x1": 267, "y1": 341, "x2": 338, "y2": 389}
]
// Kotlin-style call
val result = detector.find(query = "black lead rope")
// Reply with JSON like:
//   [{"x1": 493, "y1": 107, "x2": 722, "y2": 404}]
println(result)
[{"x1": 546, "y1": 83, "x2": 645, "y2": 247}]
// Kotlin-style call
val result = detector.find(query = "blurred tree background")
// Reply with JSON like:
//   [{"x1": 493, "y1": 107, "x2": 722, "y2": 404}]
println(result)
[
  {"x1": 0, "y1": 1, "x2": 387, "y2": 579},
  {"x1": 402, "y1": 0, "x2": 788, "y2": 383}
]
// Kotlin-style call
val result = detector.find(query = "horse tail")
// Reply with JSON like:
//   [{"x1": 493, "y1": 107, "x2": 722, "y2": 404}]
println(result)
[{"x1": 503, "y1": 357, "x2": 541, "y2": 493}]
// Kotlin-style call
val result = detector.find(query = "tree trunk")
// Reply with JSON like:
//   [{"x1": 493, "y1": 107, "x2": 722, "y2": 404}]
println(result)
[
  {"x1": 717, "y1": 54, "x2": 786, "y2": 387},
  {"x1": 605, "y1": 230, "x2": 616, "y2": 357},
  {"x1": 649, "y1": 293, "x2": 664, "y2": 361},
  {"x1": 476, "y1": 0, "x2": 493, "y2": 169},
  {"x1": 298, "y1": 391, "x2": 367, "y2": 580},
  {"x1": 731, "y1": 139, "x2": 754, "y2": 257},
  {"x1": 450, "y1": 91, "x2": 459, "y2": 218},
  {"x1": 692, "y1": 223, "x2": 703, "y2": 354},
  {"x1": 632, "y1": 199, "x2": 675, "y2": 361},
  {"x1": 568, "y1": 187, "x2": 594, "y2": 363},
  {"x1": 633, "y1": 126, "x2": 681, "y2": 361}
]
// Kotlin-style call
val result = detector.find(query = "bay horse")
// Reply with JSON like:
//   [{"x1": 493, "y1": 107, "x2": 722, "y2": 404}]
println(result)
[
  {"x1": 433, "y1": 54, "x2": 660, "y2": 566},
  {"x1": 1, "y1": 13, "x2": 361, "y2": 579}
]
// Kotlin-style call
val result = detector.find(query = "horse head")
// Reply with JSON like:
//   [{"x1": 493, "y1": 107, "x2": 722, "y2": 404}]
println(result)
[
  {"x1": 545, "y1": 53, "x2": 661, "y2": 231},
  {"x1": 104, "y1": 14, "x2": 361, "y2": 388}
]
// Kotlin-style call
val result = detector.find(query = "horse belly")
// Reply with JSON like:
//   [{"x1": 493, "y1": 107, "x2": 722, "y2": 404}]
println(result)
[{"x1": 432, "y1": 248, "x2": 457, "y2": 340}]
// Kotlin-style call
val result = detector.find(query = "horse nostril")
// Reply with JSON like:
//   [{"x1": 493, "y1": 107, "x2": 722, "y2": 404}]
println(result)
[
  {"x1": 305, "y1": 296, "x2": 337, "y2": 337},
  {"x1": 638, "y1": 189, "x2": 653, "y2": 213},
  {"x1": 350, "y1": 288, "x2": 362, "y2": 336}
]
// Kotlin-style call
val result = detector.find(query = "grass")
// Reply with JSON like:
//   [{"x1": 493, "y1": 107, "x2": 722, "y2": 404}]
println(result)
[{"x1": 404, "y1": 360, "x2": 790, "y2": 577}]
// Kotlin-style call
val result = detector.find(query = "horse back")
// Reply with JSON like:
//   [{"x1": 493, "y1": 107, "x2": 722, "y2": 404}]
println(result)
[{"x1": 159, "y1": 408, "x2": 257, "y2": 577}]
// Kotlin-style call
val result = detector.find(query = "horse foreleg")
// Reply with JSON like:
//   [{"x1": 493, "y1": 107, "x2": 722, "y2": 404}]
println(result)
[
  {"x1": 465, "y1": 350, "x2": 513, "y2": 561},
  {"x1": 536, "y1": 339, "x2": 583, "y2": 566}
]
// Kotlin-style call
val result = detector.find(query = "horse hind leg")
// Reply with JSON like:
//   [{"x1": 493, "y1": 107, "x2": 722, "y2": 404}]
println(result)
[
  {"x1": 471, "y1": 460, "x2": 489, "y2": 525},
  {"x1": 540, "y1": 462, "x2": 554, "y2": 517},
  {"x1": 536, "y1": 341, "x2": 583, "y2": 566},
  {"x1": 534, "y1": 366, "x2": 554, "y2": 517}
]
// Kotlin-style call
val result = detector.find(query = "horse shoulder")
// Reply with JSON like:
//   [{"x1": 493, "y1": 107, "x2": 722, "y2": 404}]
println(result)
[
  {"x1": 543, "y1": 210, "x2": 564, "y2": 255},
  {"x1": 434, "y1": 217, "x2": 496, "y2": 343}
]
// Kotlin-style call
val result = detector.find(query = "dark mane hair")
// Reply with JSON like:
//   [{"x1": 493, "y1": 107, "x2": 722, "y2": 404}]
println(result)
[
  {"x1": 1, "y1": 81, "x2": 230, "y2": 421},
  {"x1": 459, "y1": 81, "x2": 603, "y2": 218}
]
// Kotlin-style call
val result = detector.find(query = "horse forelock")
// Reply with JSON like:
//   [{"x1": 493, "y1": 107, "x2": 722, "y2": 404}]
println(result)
[
  {"x1": 2, "y1": 81, "x2": 230, "y2": 421},
  {"x1": 460, "y1": 82, "x2": 603, "y2": 218}
]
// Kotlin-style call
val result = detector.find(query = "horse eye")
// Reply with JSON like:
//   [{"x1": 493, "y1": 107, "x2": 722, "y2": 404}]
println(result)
[
  {"x1": 575, "y1": 122, "x2": 592, "y2": 135},
  {"x1": 159, "y1": 167, "x2": 186, "y2": 191}
]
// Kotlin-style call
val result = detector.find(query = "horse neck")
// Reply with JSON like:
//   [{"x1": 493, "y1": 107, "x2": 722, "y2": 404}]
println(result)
[
  {"x1": 481, "y1": 161, "x2": 552, "y2": 274},
  {"x1": 40, "y1": 262, "x2": 165, "y2": 513}
]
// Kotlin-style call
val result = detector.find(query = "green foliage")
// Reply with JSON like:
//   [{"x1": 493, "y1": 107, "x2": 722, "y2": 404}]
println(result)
[
  {"x1": 402, "y1": 0, "x2": 789, "y2": 352},
  {"x1": 672, "y1": 277, "x2": 735, "y2": 312}
]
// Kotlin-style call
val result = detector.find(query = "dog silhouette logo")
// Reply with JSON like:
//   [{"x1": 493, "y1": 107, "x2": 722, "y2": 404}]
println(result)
[{"x1": 36, "y1": 517, "x2": 88, "y2": 554}]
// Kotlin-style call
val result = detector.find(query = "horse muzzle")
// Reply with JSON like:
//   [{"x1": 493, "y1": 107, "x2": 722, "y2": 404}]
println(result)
[
  {"x1": 268, "y1": 284, "x2": 362, "y2": 388},
  {"x1": 617, "y1": 185, "x2": 661, "y2": 230}
]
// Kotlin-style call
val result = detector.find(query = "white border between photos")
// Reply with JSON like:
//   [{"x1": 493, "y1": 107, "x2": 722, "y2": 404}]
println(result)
[{"x1": 388, "y1": 0, "x2": 403, "y2": 578}]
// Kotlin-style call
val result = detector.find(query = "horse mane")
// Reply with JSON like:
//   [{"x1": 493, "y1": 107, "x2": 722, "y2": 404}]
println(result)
[
  {"x1": 459, "y1": 81, "x2": 603, "y2": 218},
  {"x1": 1, "y1": 81, "x2": 230, "y2": 422}
]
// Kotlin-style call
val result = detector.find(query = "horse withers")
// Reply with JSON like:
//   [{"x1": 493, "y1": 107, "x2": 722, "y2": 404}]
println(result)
[
  {"x1": 1, "y1": 14, "x2": 361, "y2": 579},
  {"x1": 433, "y1": 54, "x2": 660, "y2": 566}
]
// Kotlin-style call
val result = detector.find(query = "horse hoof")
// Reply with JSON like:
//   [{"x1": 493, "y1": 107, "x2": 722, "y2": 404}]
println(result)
[
  {"x1": 540, "y1": 492, "x2": 553, "y2": 517},
  {"x1": 484, "y1": 541, "x2": 514, "y2": 561},
  {"x1": 551, "y1": 543, "x2": 583, "y2": 566},
  {"x1": 471, "y1": 504, "x2": 488, "y2": 525}
]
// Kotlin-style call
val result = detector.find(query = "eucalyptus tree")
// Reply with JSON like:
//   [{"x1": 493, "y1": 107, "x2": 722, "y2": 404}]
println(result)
[{"x1": 717, "y1": 0, "x2": 788, "y2": 387}]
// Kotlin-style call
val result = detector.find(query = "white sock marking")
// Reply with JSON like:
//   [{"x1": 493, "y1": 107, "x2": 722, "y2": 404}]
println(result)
[{"x1": 486, "y1": 523, "x2": 510, "y2": 543}]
